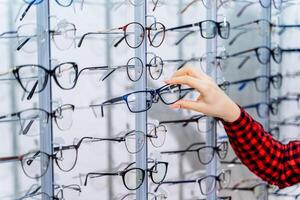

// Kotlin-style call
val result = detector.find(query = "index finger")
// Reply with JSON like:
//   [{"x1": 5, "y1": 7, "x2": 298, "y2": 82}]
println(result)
[
  {"x1": 165, "y1": 75, "x2": 209, "y2": 95},
  {"x1": 171, "y1": 66, "x2": 211, "y2": 81}
]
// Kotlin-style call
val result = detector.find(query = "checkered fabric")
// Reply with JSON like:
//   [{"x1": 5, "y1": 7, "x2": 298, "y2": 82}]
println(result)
[{"x1": 222, "y1": 108, "x2": 300, "y2": 188}]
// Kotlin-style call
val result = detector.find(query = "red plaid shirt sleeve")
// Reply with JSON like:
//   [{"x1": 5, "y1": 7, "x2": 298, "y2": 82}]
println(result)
[{"x1": 222, "y1": 107, "x2": 300, "y2": 188}]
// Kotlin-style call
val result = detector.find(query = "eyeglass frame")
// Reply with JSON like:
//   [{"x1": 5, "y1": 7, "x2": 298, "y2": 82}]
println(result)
[
  {"x1": 84, "y1": 160, "x2": 168, "y2": 190},
  {"x1": 90, "y1": 84, "x2": 192, "y2": 117},
  {"x1": 0, "y1": 104, "x2": 75, "y2": 134},
  {"x1": 160, "y1": 141, "x2": 228, "y2": 165}
]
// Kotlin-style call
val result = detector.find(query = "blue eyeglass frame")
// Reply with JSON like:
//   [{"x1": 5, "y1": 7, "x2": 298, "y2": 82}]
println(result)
[{"x1": 95, "y1": 84, "x2": 192, "y2": 117}]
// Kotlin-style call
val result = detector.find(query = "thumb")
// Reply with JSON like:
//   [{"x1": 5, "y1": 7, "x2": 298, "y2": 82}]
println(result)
[{"x1": 171, "y1": 99, "x2": 207, "y2": 113}]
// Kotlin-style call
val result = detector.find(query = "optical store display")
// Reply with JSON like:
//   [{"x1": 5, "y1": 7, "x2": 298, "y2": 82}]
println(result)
[{"x1": 0, "y1": 0, "x2": 300, "y2": 200}]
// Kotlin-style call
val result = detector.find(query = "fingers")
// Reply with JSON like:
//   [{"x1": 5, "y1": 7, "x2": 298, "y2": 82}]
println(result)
[
  {"x1": 170, "y1": 66, "x2": 211, "y2": 81},
  {"x1": 165, "y1": 76, "x2": 209, "y2": 94},
  {"x1": 171, "y1": 99, "x2": 207, "y2": 113}
]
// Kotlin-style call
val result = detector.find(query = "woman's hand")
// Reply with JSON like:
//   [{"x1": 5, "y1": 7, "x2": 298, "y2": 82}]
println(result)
[{"x1": 165, "y1": 66, "x2": 241, "y2": 123}]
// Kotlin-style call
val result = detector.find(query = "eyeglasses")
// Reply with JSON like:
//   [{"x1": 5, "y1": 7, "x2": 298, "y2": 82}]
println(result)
[
  {"x1": 0, "y1": 21, "x2": 76, "y2": 53},
  {"x1": 231, "y1": 19, "x2": 300, "y2": 45},
  {"x1": 161, "y1": 141, "x2": 228, "y2": 165},
  {"x1": 100, "y1": 56, "x2": 164, "y2": 82},
  {"x1": 0, "y1": 104, "x2": 74, "y2": 135},
  {"x1": 17, "y1": 184, "x2": 81, "y2": 200},
  {"x1": 78, "y1": 21, "x2": 166, "y2": 49},
  {"x1": 237, "y1": 0, "x2": 282, "y2": 18},
  {"x1": 243, "y1": 102, "x2": 277, "y2": 118},
  {"x1": 6, "y1": 63, "x2": 79, "y2": 100},
  {"x1": 91, "y1": 84, "x2": 192, "y2": 117},
  {"x1": 160, "y1": 114, "x2": 215, "y2": 133},
  {"x1": 224, "y1": 74, "x2": 282, "y2": 92},
  {"x1": 0, "y1": 149, "x2": 81, "y2": 179},
  {"x1": 165, "y1": 20, "x2": 230, "y2": 40},
  {"x1": 84, "y1": 160, "x2": 168, "y2": 190},
  {"x1": 155, "y1": 170, "x2": 231, "y2": 195},
  {"x1": 21, "y1": 0, "x2": 74, "y2": 21},
  {"x1": 226, "y1": 46, "x2": 283, "y2": 67},
  {"x1": 147, "y1": 123, "x2": 167, "y2": 147},
  {"x1": 120, "y1": 192, "x2": 167, "y2": 200}
]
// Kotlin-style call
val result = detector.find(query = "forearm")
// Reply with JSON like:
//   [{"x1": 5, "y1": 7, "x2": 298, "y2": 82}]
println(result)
[{"x1": 222, "y1": 108, "x2": 300, "y2": 188}]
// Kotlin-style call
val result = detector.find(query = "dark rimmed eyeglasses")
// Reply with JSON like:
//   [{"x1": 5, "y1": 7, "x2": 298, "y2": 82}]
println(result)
[
  {"x1": 230, "y1": 19, "x2": 300, "y2": 46},
  {"x1": 243, "y1": 102, "x2": 277, "y2": 118},
  {"x1": 78, "y1": 21, "x2": 166, "y2": 49},
  {"x1": 165, "y1": 20, "x2": 230, "y2": 40},
  {"x1": 0, "y1": 104, "x2": 74, "y2": 135},
  {"x1": 223, "y1": 73, "x2": 282, "y2": 92},
  {"x1": 225, "y1": 46, "x2": 282, "y2": 68},
  {"x1": 84, "y1": 160, "x2": 168, "y2": 190},
  {"x1": 161, "y1": 141, "x2": 228, "y2": 165},
  {"x1": 154, "y1": 170, "x2": 231, "y2": 195},
  {"x1": 90, "y1": 84, "x2": 192, "y2": 117}
]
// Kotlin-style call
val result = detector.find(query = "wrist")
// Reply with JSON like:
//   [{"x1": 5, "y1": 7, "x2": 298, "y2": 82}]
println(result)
[{"x1": 222, "y1": 101, "x2": 241, "y2": 123}]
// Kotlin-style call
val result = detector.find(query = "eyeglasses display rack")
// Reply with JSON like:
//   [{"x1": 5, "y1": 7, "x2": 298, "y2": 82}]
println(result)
[{"x1": 1, "y1": 0, "x2": 300, "y2": 200}]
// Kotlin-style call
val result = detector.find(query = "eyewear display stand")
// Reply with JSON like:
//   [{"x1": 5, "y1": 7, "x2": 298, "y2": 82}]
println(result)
[
  {"x1": 105, "y1": 0, "x2": 114, "y2": 199},
  {"x1": 135, "y1": 0, "x2": 148, "y2": 200},
  {"x1": 258, "y1": 0, "x2": 272, "y2": 200},
  {"x1": 37, "y1": 1, "x2": 55, "y2": 198},
  {"x1": 206, "y1": 1, "x2": 218, "y2": 200}
]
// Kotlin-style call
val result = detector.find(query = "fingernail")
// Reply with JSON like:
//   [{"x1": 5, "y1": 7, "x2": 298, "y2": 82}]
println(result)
[{"x1": 170, "y1": 104, "x2": 181, "y2": 109}]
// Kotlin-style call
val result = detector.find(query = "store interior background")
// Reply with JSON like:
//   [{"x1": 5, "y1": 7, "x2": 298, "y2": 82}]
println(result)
[{"x1": 0, "y1": 0, "x2": 299, "y2": 199}]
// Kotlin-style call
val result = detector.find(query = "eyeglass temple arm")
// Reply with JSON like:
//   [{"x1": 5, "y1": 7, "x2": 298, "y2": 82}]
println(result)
[
  {"x1": 165, "y1": 23, "x2": 194, "y2": 32},
  {"x1": 282, "y1": 48, "x2": 300, "y2": 53},
  {"x1": 78, "y1": 29, "x2": 122, "y2": 47},
  {"x1": 62, "y1": 184, "x2": 82, "y2": 192},
  {"x1": 160, "y1": 149, "x2": 196, "y2": 155},
  {"x1": 154, "y1": 180, "x2": 195, "y2": 193},
  {"x1": 232, "y1": 20, "x2": 261, "y2": 30},
  {"x1": 0, "y1": 31, "x2": 18, "y2": 38},
  {"x1": 229, "y1": 30, "x2": 251, "y2": 46},
  {"x1": 20, "y1": 0, "x2": 36, "y2": 21},
  {"x1": 113, "y1": 35, "x2": 126, "y2": 48},
  {"x1": 175, "y1": 31, "x2": 196, "y2": 46},
  {"x1": 101, "y1": 68, "x2": 117, "y2": 81},
  {"x1": 26, "y1": 80, "x2": 39, "y2": 100},
  {"x1": 237, "y1": 56, "x2": 251, "y2": 69},
  {"x1": 17, "y1": 37, "x2": 31, "y2": 51},
  {"x1": 0, "y1": 68, "x2": 14, "y2": 76},
  {"x1": 180, "y1": 0, "x2": 199, "y2": 14},
  {"x1": 237, "y1": 2, "x2": 255, "y2": 18},
  {"x1": 84, "y1": 172, "x2": 119, "y2": 186},
  {"x1": 77, "y1": 66, "x2": 110, "y2": 80},
  {"x1": 99, "y1": 96, "x2": 124, "y2": 117},
  {"x1": 229, "y1": 48, "x2": 255, "y2": 58},
  {"x1": 0, "y1": 155, "x2": 21, "y2": 163}
]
